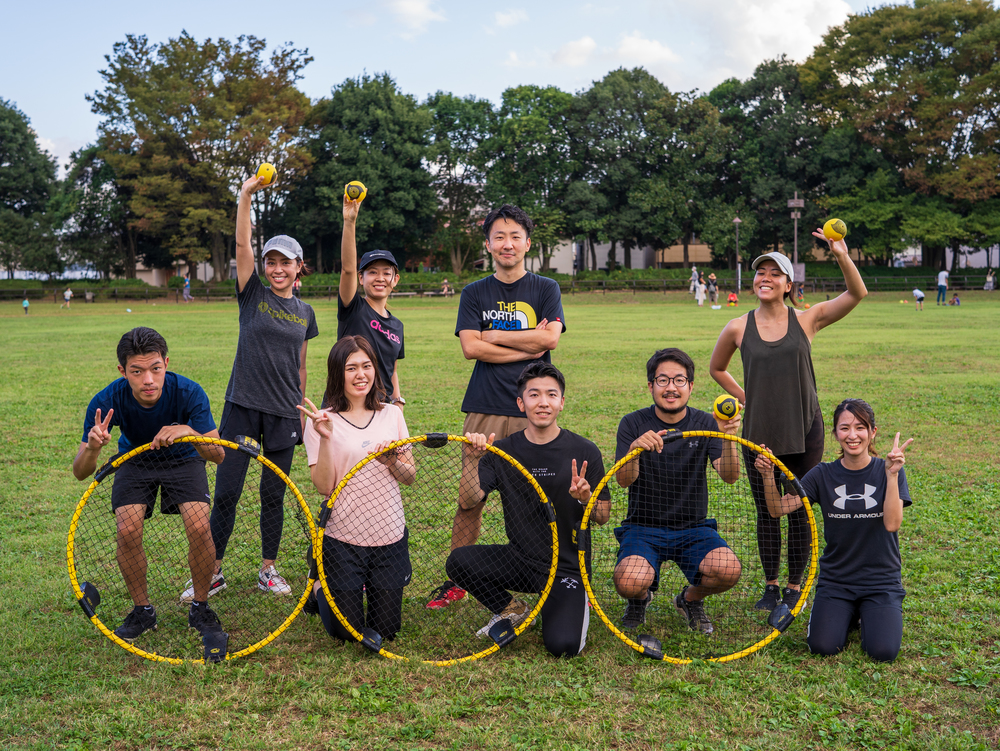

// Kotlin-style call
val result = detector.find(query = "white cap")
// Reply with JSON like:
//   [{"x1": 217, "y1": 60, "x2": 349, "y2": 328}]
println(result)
[
  {"x1": 751, "y1": 252, "x2": 794, "y2": 282},
  {"x1": 262, "y1": 235, "x2": 303, "y2": 261}
]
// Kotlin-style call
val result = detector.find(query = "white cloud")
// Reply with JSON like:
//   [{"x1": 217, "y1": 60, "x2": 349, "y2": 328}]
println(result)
[
  {"x1": 613, "y1": 31, "x2": 679, "y2": 67},
  {"x1": 553, "y1": 36, "x2": 598, "y2": 67},
  {"x1": 37, "y1": 136, "x2": 85, "y2": 179},
  {"x1": 383, "y1": 0, "x2": 446, "y2": 38},
  {"x1": 503, "y1": 51, "x2": 536, "y2": 68},
  {"x1": 495, "y1": 9, "x2": 528, "y2": 27}
]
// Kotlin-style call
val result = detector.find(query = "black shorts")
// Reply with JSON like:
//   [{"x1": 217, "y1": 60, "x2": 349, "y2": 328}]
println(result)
[
  {"x1": 322, "y1": 530, "x2": 411, "y2": 590},
  {"x1": 220, "y1": 401, "x2": 302, "y2": 451},
  {"x1": 110, "y1": 459, "x2": 210, "y2": 519}
]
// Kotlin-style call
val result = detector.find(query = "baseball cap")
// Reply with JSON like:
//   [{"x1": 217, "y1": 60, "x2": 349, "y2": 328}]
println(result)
[
  {"x1": 262, "y1": 235, "x2": 303, "y2": 261},
  {"x1": 359, "y1": 250, "x2": 399, "y2": 271},
  {"x1": 751, "y1": 252, "x2": 794, "y2": 282}
]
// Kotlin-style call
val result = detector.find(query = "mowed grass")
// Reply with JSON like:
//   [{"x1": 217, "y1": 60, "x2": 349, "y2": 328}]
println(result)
[{"x1": 1, "y1": 289, "x2": 998, "y2": 750}]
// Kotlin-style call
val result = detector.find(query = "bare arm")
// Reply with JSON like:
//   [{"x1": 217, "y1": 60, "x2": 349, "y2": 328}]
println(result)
[
  {"x1": 236, "y1": 175, "x2": 267, "y2": 292},
  {"x1": 372, "y1": 443, "x2": 417, "y2": 486},
  {"x1": 710, "y1": 413, "x2": 742, "y2": 485},
  {"x1": 299, "y1": 340, "x2": 309, "y2": 421},
  {"x1": 390, "y1": 362, "x2": 401, "y2": 404},
  {"x1": 709, "y1": 318, "x2": 747, "y2": 404},
  {"x1": 459, "y1": 432, "x2": 494, "y2": 509},
  {"x1": 800, "y1": 233, "x2": 868, "y2": 337},
  {"x1": 615, "y1": 430, "x2": 667, "y2": 488},
  {"x1": 754, "y1": 448, "x2": 801, "y2": 518},
  {"x1": 297, "y1": 399, "x2": 338, "y2": 496},
  {"x1": 883, "y1": 433, "x2": 913, "y2": 533},
  {"x1": 339, "y1": 195, "x2": 360, "y2": 304},
  {"x1": 481, "y1": 320, "x2": 563, "y2": 354},
  {"x1": 150, "y1": 425, "x2": 225, "y2": 464},
  {"x1": 458, "y1": 330, "x2": 544, "y2": 364},
  {"x1": 73, "y1": 408, "x2": 114, "y2": 481}
]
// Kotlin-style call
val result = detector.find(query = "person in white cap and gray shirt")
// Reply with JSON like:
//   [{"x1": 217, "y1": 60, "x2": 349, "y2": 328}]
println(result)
[
  {"x1": 709, "y1": 229, "x2": 867, "y2": 618},
  {"x1": 181, "y1": 171, "x2": 319, "y2": 603}
]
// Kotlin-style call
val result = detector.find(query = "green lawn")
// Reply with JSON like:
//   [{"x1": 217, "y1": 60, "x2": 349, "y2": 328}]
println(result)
[{"x1": 1, "y1": 290, "x2": 998, "y2": 750}]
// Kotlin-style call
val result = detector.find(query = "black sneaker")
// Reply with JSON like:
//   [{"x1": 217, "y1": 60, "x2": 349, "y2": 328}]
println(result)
[
  {"x1": 781, "y1": 587, "x2": 801, "y2": 611},
  {"x1": 188, "y1": 603, "x2": 224, "y2": 636},
  {"x1": 620, "y1": 591, "x2": 652, "y2": 631},
  {"x1": 114, "y1": 606, "x2": 157, "y2": 641},
  {"x1": 674, "y1": 587, "x2": 714, "y2": 634},
  {"x1": 303, "y1": 589, "x2": 320, "y2": 616},
  {"x1": 754, "y1": 584, "x2": 781, "y2": 611}
]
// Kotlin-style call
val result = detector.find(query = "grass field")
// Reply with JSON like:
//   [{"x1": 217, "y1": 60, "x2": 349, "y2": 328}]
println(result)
[{"x1": 2, "y1": 290, "x2": 998, "y2": 750}]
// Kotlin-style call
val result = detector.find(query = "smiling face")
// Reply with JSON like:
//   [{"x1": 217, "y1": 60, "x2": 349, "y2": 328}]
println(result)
[
  {"x1": 517, "y1": 376, "x2": 565, "y2": 430},
  {"x1": 834, "y1": 411, "x2": 876, "y2": 460},
  {"x1": 343, "y1": 349, "x2": 375, "y2": 402},
  {"x1": 648, "y1": 360, "x2": 693, "y2": 417},
  {"x1": 753, "y1": 260, "x2": 792, "y2": 302},
  {"x1": 118, "y1": 352, "x2": 168, "y2": 407},
  {"x1": 485, "y1": 217, "x2": 531, "y2": 271},
  {"x1": 360, "y1": 260, "x2": 399, "y2": 300},
  {"x1": 263, "y1": 251, "x2": 302, "y2": 292}
]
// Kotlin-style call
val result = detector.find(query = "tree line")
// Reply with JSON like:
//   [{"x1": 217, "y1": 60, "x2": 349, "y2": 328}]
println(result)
[{"x1": 3, "y1": 0, "x2": 999, "y2": 281}]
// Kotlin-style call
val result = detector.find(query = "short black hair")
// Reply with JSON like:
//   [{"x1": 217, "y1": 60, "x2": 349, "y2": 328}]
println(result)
[
  {"x1": 517, "y1": 361, "x2": 565, "y2": 398},
  {"x1": 646, "y1": 348, "x2": 695, "y2": 384},
  {"x1": 482, "y1": 204, "x2": 534, "y2": 240},
  {"x1": 117, "y1": 327, "x2": 168, "y2": 369}
]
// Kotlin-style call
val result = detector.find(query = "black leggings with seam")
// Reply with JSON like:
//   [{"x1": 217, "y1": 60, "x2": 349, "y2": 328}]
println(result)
[{"x1": 806, "y1": 586, "x2": 904, "y2": 663}]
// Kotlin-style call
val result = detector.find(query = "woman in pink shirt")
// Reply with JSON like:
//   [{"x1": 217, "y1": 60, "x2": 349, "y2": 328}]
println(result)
[{"x1": 299, "y1": 335, "x2": 415, "y2": 643}]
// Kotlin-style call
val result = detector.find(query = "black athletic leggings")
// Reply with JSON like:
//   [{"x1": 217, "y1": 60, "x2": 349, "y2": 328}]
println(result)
[
  {"x1": 807, "y1": 587, "x2": 904, "y2": 663},
  {"x1": 210, "y1": 442, "x2": 295, "y2": 561},
  {"x1": 317, "y1": 587, "x2": 404, "y2": 643},
  {"x1": 743, "y1": 411, "x2": 824, "y2": 586}
]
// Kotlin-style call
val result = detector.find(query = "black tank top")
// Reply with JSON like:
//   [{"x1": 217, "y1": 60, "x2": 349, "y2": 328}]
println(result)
[{"x1": 740, "y1": 307, "x2": 819, "y2": 455}]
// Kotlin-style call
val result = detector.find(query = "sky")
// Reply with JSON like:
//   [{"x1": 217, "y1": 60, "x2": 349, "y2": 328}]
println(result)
[{"x1": 2, "y1": 0, "x2": 886, "y2": 176}]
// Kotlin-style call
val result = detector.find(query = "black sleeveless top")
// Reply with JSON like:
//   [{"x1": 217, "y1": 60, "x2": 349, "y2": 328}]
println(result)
[{"x1": 740, "y1": 307, "x2": 820, "y2": 455}]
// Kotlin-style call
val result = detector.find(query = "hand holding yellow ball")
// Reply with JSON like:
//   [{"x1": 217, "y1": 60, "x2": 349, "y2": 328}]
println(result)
[
  {"x1": 823, "y1": 218, "x2": 847, "y2": 241},
  {"x1": 256, "y1": 163, "x2": 276, "y2": 186},
  {"x1": 713, "y1": 394, "x2": 741, "y2": 422},
  {"x1": 345, "y1": 181, "x2": 367, "y2": 203}
]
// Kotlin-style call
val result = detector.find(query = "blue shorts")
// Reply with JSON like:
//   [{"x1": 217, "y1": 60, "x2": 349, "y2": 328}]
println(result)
[{"x1": 615, "y1": 520, "x2": 729, "y2": 588}]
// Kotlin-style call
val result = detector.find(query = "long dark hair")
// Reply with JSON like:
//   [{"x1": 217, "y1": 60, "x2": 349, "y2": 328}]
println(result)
[
  {"x1": 831, "y1": 398, "x2": 878, "y2": 458},
  {"x1": 321, "y1": 336, "x2": 386, "y2": 413}
]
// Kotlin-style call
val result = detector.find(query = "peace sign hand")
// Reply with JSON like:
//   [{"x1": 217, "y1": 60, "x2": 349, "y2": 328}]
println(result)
[
  {"x1": 87, "y1": 408, "x2": 114, "y2": 451},
  {"x1": 569, "y1": 459, "x2": 591, "y2": 505},
  {"x1": 297, "y1": 397, "x2": 333, "y2": 441},
  {"x1": 885, "y1": 432, "x2": 913, "y2": 477}
]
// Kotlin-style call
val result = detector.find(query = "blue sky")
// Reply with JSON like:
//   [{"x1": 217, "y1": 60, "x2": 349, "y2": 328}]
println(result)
[{"x1": 3, "y1": 0, "x2": 885, "y2": 174}]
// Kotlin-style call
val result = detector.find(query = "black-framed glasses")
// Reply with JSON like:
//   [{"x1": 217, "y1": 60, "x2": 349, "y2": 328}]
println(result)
[{"x1": 653, "y1": 375, "x2": 689, "y2": 388}]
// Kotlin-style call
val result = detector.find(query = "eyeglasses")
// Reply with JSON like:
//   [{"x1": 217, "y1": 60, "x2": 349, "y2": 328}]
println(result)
[{"x1": 653, "y1": 375, "x2": 689, "y2": 388}]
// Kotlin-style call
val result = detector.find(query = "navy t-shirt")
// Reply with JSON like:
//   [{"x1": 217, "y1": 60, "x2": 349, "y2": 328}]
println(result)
[
  {"x1": 615, "y1": 406, "x2": 723, "y2": 530},
  {"x1": 800, "y1": 458, "x2": 911, "y2": 592},
  {"x1": 82, "y1": 372, "x2": 216, "y2": 464},
  {"x1": 455, "y1": 273, "x2": 565, "y2": 417},
  {"x1": 338, "y1": 291, "x2": 404, "y2": 397}
]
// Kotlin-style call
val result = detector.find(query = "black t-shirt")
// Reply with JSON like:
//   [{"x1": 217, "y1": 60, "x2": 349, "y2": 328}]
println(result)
[
  {"x1": 226, "y1": 273, "x2": 319, "y2": 418},
  {"x1": 800, "y1": 458, "x2": 911, "y2": 592},
  {"x1": 479, "y1": 430, "x2": 608, "y2": 577},
  {"x1": 455, "y1": 273, "x2": 565, "y2": 417},
  {"x1": 615, "y1": 406, "x2": 723, "y2": 530},
  {"x1": 337, "y1": 291, "x2": 404, "y2": 397}
]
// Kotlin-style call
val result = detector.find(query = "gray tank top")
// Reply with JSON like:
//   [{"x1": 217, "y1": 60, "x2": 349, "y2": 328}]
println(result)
[{"x1": 740, "y1": 307, "x2": 819, "y2": 455}]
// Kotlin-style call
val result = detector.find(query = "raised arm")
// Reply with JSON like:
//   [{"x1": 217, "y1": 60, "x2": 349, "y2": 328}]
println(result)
[
  {"x1": 339, "y1": 195, "x2": 361, "y2": 304},
  {"x1": 710, "y1": 413, "x2": 742, "y2": 485},
  {"x1": 801, "y1": 232, "x2": 868, "y2": 337},
  {"x1": 236, "y1": 175, "x2": 267, "y2": 292},
  {"x1": 883, "y1": 432, "x2": 913, "y2": 533},
  {"x1": 709, "y1": 318, "x2": 747, "y2": 404},
  {"x1": 298, "y1": 398, "x2": 338, "y2": 496},
  {"x1": 73, "y1": 408, "x2": 113, "y2": 481}
]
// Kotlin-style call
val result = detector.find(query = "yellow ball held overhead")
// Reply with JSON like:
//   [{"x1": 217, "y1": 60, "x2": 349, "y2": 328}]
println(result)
[
  {"x1": 823, "y1": 218, "x2": 848, "y2": 241},
  {"x1": 345, "y1": 181, "x2": 367, "y2": 203},
  {"x1": 256, "y1": 163, "x2": 276, "y2": 186},
  {"x1": 713, "y1": 394, "x2": 741, "y2": 422}
]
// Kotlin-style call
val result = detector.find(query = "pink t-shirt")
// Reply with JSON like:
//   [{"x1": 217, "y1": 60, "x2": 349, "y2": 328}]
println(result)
[{"x1": 303, "y1": 404, "x2": 410, "y2": 546}]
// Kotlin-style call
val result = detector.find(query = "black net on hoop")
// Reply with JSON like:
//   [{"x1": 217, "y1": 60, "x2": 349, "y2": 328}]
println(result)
[
  {"x1": 67, "y1": 436, "x2": 315, "y2": 664},
  {"x1": 580, "y1": 431, "x2": 817, "y2": 663},
  {"x1": 313, "y1": 434, "x2": 558, "y2": 665}
]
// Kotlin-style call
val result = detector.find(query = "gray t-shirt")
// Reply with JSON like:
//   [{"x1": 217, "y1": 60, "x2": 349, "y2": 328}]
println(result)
[{"x1": 225, "y1": 273, "x2": 319, "y2": 418}]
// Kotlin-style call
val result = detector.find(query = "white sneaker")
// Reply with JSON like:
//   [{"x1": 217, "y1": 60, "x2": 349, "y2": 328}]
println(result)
[
  {"x1": 476, "y1": 599, "x2": 529, "y2": 638},
  {"x1": 179, "y1": 571, "x2": 227, "y2": 603},
  {"x1": 258, "y1": 565, "x2": 292, "y2": 595}
]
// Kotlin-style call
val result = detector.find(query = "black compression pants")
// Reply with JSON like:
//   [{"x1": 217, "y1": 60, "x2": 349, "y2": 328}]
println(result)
[
  {"x1": 806, "y1": 586, "x2": 904, "y2": 663},
  {"x1": 743, "y1": 411, "x2": 824, "y2": 586},
  {"x1": 317, "y1": 587, "x2": 404, "y2": 643}
]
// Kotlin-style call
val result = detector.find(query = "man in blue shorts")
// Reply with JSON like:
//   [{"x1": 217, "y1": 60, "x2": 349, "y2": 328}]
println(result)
[
  {"x1": 613, "y1": 348, "x2": 743, "y2": 634},
  {"x1": 73, "y1": 327, "x2": 227, "y2": 650}
]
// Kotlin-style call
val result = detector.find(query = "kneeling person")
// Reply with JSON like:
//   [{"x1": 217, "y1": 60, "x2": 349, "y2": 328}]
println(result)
[
  {"x1": 613, "y1": 348, "x2": 742, "y2": 635},
  {"x1": 446, "y1": 362, "x2": 610, "y2": 657},
  {"x1": 72, "y1": 327, "x2": 226, "y2": 644}
]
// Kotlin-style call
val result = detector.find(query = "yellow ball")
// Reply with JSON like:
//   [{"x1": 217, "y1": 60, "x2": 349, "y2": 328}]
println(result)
[
  {"x1": 713, "y1": 394, "x2": 740, "y2": 421},
  {"x1": 823, "y1": 218, "x2": 847, "y2": 241},
  {"x1": 256, "y1": 163, "x2": 276, "y2": 186},
  {"x1": 345, "y1": 181, "x2": 367, "y2": 203}
]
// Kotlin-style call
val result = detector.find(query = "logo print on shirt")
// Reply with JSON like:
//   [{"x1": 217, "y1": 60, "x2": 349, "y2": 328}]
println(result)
[
  {"x1": 832, "y1": 484, "x2": 878, "y2": 510},
  {"x1": 370, "y1": 318, "x2": 401, "y2": 344},
  {"x1": 361, "y1": 440, "x2": 372, "y2": 448},
  {"x1": 482, "y1": 300, "x2": 538, "y2": 331}
]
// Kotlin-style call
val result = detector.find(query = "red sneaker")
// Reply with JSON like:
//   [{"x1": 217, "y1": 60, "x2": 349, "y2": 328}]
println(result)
[{"x1": 426, "y1": 580, "x2": 466, "y2": 609}]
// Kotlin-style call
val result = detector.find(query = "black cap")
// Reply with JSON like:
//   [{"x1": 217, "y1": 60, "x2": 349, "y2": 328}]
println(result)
[{"x1": 359, "y1": 250, "x2": 399, "y2": 271}]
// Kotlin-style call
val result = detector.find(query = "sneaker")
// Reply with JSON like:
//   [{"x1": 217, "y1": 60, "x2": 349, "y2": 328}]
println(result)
[
  {"x1": 114, "y1": 606, "x2": 157, "y2": 641},
  {"x1": 620, "y1": 590, "x2": 653, "y2": 631},
  {"x1": 188, "y1": 603, "x2": 224, "y2": 636},
  {"x1": 754, "y1": 584, "x2": 781, "y2": 611},
  {"x1": 179, "y1": 571, "x2": 227, "y2": 603},
  {"x1": 426, "y1": 580, "x2": 466, "y2": 609},
  {"x1": 258, "y1": 565, "x2": 292, "y2": 595},
  {"x1": 674, "y1": 587, "x2": 714, "y2": 635},
  {"x1": 781, "y1": 587, "x2": 801, "y2": 611},
  {"x1": 303, "y1": 588, "x2": 320, "y2": 616},
  {"x1": 476, "y1": 598, "x2": 529, "y2": 638}
]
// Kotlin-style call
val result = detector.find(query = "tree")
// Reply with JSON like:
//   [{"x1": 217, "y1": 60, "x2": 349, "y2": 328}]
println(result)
[
  {"x1": 0, "y1": 99, "x2": 59, "y2": 277},
  {"x1": 822, "y1": 169, "x2": 914, "y2": 265}
]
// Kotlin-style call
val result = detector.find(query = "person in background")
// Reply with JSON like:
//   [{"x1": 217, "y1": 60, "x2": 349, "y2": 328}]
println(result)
[
  {"x1": 948, "y1": 294, "x2": 961, "y2": 306},
  {"x1": 936, "y1": 268, "x2": 949, "y2": 305},
  {"x1": 60, "y1": 286, "x2": 74, "y2": 309},
  {"x1": 183, "y1": 273, "x2": 193, "y2": 302},
  {"x1": 912, "y1": 288, "x2": 924, "y2": 311},
  {"x1": 23, "y1": 297, "x2": 29, "y2": 315},
  {"x1": 707, "y1": 273, "x2": 718, "y2": 304}
]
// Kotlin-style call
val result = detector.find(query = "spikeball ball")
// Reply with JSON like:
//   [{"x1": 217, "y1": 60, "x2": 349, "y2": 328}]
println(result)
[
  {"x1": 345, "y1": 181, "x2": 367, "y2": 203},
  {"x1": 256, "y1": 163, "x2": 276, "y2": 186},
  {"x1": 713, "y1": 394, "x2": 740, "y2": 421},
  {"x1": 823, "y1": 218, "x2": 847, "y2": 241}
]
